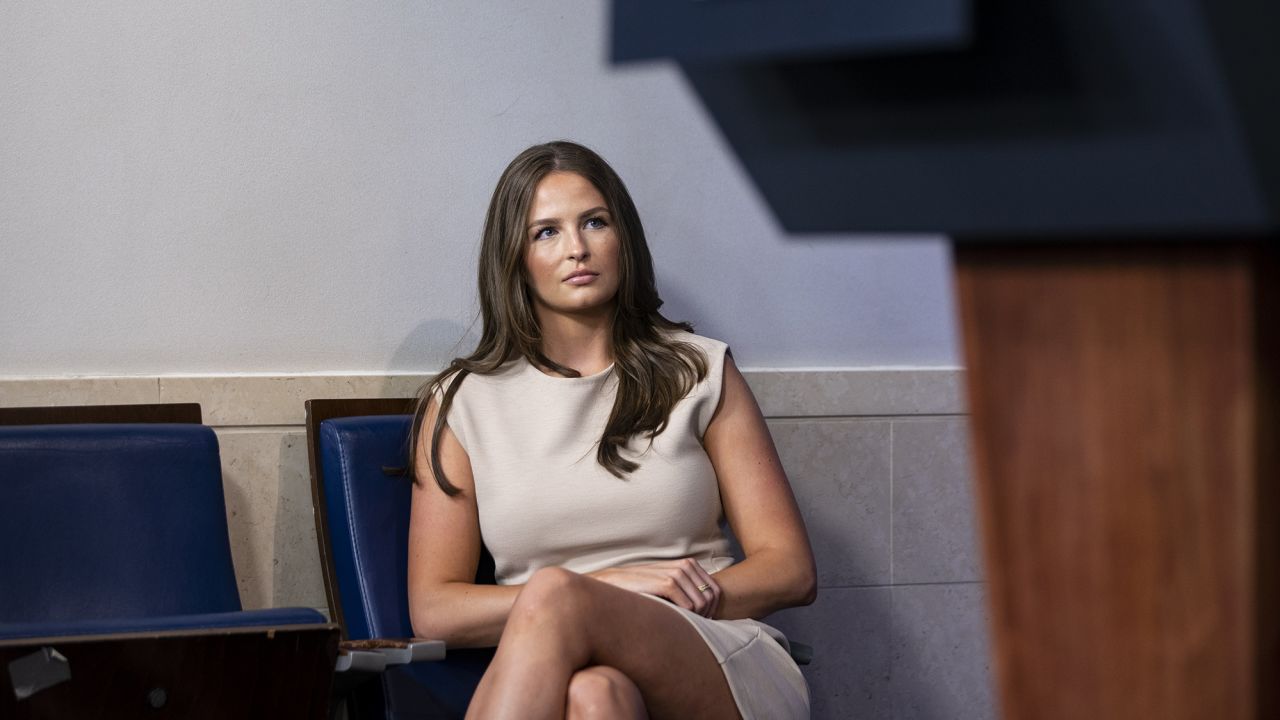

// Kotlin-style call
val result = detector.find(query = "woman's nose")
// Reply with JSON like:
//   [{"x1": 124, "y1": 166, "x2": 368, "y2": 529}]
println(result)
[{"x1": 567, "y1": 232, "x2": 590, "y2": 261}]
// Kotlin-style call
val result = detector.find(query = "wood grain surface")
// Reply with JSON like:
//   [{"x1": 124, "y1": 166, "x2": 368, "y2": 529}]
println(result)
[
  {"x1": 955, "y1": 242, "x2": 1277, "y2": 720},
  {"x1": 0, "y1": 403, "x2": 202, "y2": 425}
]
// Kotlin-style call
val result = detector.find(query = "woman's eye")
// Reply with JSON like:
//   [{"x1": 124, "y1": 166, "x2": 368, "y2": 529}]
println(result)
[
  {"x1": 533, "y1": 227, "x2": 556, "y2": 240},
  {"x1": 584, "y1": 216, "x2": 608, "y2": 230}
]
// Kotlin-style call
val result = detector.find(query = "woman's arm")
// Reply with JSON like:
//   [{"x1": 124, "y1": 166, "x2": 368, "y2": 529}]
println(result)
[
  {"x1": 704, "y1": 355, "x2": 818, "y2": 620},
  {"x1": 406, "y1": 397, "x2": 520, "y2": 648}
]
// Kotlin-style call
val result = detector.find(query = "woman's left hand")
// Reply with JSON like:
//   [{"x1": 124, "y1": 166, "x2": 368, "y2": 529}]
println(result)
[{"x1": 587, "y1": 558, "x2": 722, "y2": 618}]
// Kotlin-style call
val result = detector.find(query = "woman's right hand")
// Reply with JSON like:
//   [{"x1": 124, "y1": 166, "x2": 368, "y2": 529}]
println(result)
[{"x1": 588, "y1": 559, "x2": 722, "y2": 618}]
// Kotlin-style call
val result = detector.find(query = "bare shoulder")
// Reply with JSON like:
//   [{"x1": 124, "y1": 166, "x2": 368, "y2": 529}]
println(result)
[
  {"x1": 706, "y1": 353, "x2": 764, "y2": 432},
  {"x1": 414, "y1": 391, "x2": 475, "y2": 496}
]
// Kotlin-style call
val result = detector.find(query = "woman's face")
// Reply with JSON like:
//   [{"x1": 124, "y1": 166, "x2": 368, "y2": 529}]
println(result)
[{"x1": 522, "y1": 171, "x2": 621, "y2": 322}]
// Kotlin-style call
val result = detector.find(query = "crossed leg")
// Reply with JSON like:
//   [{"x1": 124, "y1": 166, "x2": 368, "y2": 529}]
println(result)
[
  {"x1": 565, "y1": 666, "x2": 645, "y2": 719},
  {"x1": 464, "y1": 567, "x2": 740, "y2": 720}
]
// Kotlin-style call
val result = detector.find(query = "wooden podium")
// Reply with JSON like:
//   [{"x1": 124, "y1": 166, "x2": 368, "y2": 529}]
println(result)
[{"x1": 955, "y1": 241, "x2": 1278, "y2": 719}]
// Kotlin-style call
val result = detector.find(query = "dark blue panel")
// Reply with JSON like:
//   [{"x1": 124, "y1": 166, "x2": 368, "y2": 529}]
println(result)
[
  {"x1": 663, "y1": 0, "x2": 1280, "y2": 236},
  {"x1": 612, "y1": 0, "x2": 972, "y2": 63},
  {"x1": 0, "y1": 424, "x2": 242, "y2": 622}
]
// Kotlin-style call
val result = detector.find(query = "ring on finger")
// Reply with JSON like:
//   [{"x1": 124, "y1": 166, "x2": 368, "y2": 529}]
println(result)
[{"x1": 697, "y1": 583, "x2": 712, "y2": 592}]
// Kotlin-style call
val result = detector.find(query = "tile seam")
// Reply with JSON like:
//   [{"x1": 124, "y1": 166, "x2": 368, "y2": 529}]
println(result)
[
  {"x1": 766, "y1": 413, "x2": 968, "y2": 421},
  {"x1": 889, "y1": 421, "x2": 895, "y2": 586},
  {"x1": 212, "y1": 425, "x2": 306, "y2": 433},
  {"x1": 812, "y1": 580, "x2": 985, "y2": 590}
]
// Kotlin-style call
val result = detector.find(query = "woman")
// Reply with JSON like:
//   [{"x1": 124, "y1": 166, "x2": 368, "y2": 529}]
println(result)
[{"x1": 408, "y1": 140, "x2": 816, "y2": 719}]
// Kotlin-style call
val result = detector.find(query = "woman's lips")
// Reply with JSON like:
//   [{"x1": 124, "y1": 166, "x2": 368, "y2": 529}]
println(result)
[{"x1": 563, "y1": 271, "x2": 599, "y2": 285}]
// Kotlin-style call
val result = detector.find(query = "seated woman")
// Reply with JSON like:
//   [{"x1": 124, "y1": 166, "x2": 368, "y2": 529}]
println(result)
[{"x1": 408, "y1": 140, "x2": 816, "y2": 719}]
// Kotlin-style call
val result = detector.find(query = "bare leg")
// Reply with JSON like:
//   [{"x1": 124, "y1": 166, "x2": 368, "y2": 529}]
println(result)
[
  {"x1": 465, "y1": 567, "x2": 739, "y2": 720},
  {"x1": 566, "y1": 666, "x2": 647, "y2": 720}
]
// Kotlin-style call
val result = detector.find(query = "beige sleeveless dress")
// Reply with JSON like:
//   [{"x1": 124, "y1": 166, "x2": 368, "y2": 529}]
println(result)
[{"x1": 445, "y1": 332, "x2": 809, "y2": 719}]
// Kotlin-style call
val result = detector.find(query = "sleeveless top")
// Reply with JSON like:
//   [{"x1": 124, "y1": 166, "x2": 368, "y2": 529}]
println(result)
[{"x1": 444, "y1": 332, "x2": 736, "y2": 585}]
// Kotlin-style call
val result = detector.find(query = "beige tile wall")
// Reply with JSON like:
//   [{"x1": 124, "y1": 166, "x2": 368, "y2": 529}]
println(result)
[{"x1": 0, "y1": 369, "x2": 966, "y2": 613}]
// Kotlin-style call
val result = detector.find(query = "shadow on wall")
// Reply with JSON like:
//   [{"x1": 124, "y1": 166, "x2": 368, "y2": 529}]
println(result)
[
  {"x1": 752, "y1": 415, "x2": 994, "y2": 719},
  {"x1": 383, "y1": 317, "x2": 479, "y2": 390},
  {"x1": 728, "y1": 517, "x2": 908, "y2": 719},
  {"x1": 762, "y1": 509, "x2": 993, "y2": 720},
  {"x1": 652, "y1": 279, "x2": 729, "y2": 349},
  {"x1": 766, "y1": 581, "x2": 897, "y2": 719},
  {"x1": 275, "y1": 432, "x2": 326, "y2": 612},
  {"x1": 220, "y1": 460, "x2": 263, "y2": 609}
]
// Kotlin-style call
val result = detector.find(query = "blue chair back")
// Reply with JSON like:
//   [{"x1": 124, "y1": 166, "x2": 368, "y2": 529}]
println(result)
[
  {"x1": 318, "y1": 415, "x2": 416, "y2": 639},
  {"x1": 0, "y1": 423, "x2": 242, "y2": 623},
  {"x1": 311, "y1": 407, "x2": 493, "y2": 720}
]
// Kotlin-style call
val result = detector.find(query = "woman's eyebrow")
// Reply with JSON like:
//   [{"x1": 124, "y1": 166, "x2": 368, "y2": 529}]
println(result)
[{"x1": 526, "y1": 206, "x2": 610, "y2": 230}]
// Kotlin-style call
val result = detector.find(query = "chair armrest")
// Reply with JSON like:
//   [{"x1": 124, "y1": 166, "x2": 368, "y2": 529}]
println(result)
[
  {"x1": 339, "y1": 638, "x2": 446, "y2": 665},
  {"x1": 335, "y1": 649, "x2": 388, "y2": 673}
]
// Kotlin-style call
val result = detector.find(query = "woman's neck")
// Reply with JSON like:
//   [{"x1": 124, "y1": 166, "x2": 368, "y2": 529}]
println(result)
[{"x1": 535, "y1": 310, "x2": 614, "y2": 377}]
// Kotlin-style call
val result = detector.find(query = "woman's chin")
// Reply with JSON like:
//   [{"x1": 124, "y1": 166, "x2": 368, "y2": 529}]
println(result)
[{"x1": 540, "y1": 296, "x2": 617, "y2": 318}]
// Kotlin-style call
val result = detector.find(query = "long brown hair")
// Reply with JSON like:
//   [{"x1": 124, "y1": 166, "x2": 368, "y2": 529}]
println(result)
[{"x1": 411, "y1": 140, "x2": 707, "y2": 494}]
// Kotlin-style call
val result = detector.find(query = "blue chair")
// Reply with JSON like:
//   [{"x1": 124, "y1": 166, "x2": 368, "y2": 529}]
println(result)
[
  {"x1": 306, "y1": 399, "x2": 494, "y2": 720},
  {"x1": 0, "y1": 403, "x2": 336, "y2": 714}
]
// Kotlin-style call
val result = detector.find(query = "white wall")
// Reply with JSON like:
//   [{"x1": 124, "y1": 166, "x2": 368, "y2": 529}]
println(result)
[{"x1": 0, "y1": 1, "x2": 960, "y2": 376}]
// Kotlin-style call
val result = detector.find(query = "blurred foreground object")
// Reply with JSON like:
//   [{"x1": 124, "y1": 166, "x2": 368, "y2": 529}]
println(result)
[
  {"x1": 615, "y1": 3, "x2": 1278, "y2": 718},
  {"x1": 954, "y1": 241, "x2": 1276, "y2": 720},
  {"x1": 614, "y1": 0, "x2": 1280, "y2": 236}
]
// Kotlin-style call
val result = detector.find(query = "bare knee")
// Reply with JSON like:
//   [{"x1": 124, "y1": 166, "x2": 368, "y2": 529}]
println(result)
[
  {"x1": 508, "y1": 567, "x2": 585, "y2": 629},
  {"x1": 567, "y1": 666, "x2": 647, "y2": 720},
  {"x1": 524, "y1": 566, "x2": 578, "y2": 595}
]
